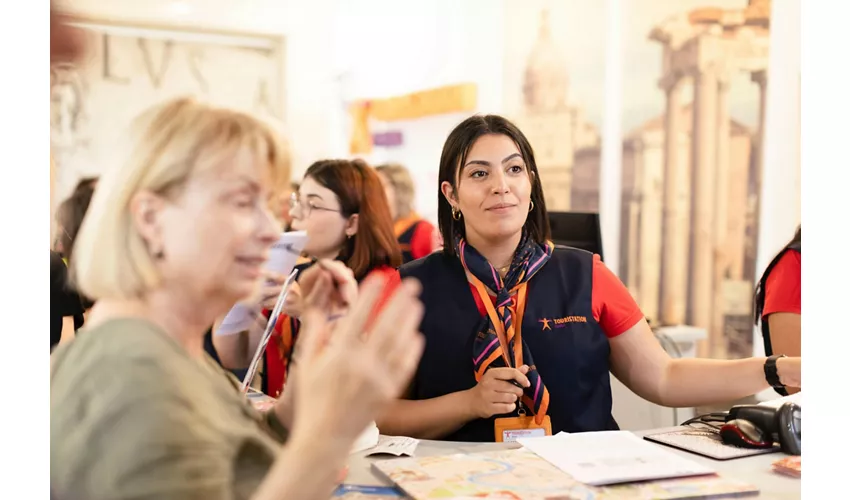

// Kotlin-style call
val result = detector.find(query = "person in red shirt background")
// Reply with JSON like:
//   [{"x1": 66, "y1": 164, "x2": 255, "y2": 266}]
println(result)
[
  {"x1": 376, "y1": 164, "x2": 440, "y2": 263},
  {"x1": 215, "y1": 159, "x2": 402, "y2": 397},
  {"x1": 754, "y1": 225, "x2": 801, "y2": 393}
]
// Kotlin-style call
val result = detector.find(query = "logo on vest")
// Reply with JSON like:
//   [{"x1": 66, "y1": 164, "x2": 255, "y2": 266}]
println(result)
[{"x1": 539, "y1": 316, "x2": 588, "y2": 331}]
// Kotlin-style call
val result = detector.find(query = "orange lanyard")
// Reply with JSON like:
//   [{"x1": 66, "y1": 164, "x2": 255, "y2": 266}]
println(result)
[{"x1": 468, "y1": 275, "x2": 529, "y2": 369}]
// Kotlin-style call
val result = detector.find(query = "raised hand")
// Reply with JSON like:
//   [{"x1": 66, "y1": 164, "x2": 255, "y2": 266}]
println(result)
[{"x1": 286, "y1": 271, "x2": 425, "y2": 442}]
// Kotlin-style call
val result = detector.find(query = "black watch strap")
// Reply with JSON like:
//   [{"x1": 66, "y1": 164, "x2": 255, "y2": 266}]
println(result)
[{"x1": 764, "y1": 354, "x2": 787, "y2": 389}]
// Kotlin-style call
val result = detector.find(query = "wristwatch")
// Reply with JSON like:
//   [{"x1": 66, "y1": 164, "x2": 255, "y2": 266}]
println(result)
[{"x1": 764, "y1": 354, "x2": 787, "y2": 389}]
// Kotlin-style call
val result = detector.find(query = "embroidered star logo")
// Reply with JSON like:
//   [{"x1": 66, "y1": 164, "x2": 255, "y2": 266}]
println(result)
[{"x1": 539, "y1": 318, "x2": 552, "y2": 331}]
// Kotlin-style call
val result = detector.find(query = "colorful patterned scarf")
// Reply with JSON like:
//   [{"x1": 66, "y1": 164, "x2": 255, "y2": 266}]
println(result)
[{"x1": 456, "y1": 231, "x2": 554, "y2": 421}]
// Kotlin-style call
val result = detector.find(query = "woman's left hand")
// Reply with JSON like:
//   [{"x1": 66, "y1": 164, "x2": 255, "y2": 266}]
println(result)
[{"x1": 777, "y1": 357, "x2": 801, "y2": 388}]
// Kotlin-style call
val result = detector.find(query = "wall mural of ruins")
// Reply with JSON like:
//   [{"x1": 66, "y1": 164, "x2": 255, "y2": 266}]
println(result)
[
  {"x1": 504, "y1": 0, "x2": 779, "y2": 359},
  {"x1": 621, "y1": 0, "x2": 773, "y2": 359}
]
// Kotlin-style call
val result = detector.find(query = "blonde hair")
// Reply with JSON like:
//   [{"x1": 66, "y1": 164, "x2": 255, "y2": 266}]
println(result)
[
  {"x1": 73, "y1": 97, "x2": 290, "y2": 300},
  {"x1": 375, "y1": 163, "x2": 415, "y2": 219}
]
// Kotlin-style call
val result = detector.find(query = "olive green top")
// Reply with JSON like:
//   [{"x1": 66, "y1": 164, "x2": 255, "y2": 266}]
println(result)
[{"x1": 51, "y1": 318, "x2": 287, "y2": 500}]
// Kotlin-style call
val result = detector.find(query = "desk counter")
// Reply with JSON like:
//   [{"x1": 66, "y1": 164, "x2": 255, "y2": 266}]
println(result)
[{"x1": 346, "y1": 431, "x2": 800, "y2": 499}]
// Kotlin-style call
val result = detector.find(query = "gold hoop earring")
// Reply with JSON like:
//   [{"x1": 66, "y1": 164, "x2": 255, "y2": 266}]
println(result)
[
  {"x1": 451, "y1": 206, "x2": 462, "y2": 221},
  {"x1": 528, "y1": 201, "x2": 534, "y2": 212}
]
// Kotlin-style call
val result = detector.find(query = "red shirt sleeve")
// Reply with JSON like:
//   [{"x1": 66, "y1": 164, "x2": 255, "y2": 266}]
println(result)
[
  {"x1": 468, "y1": 255, "x2": 644, "y2": 339},
  {"x1": 591, "y1": 254, "x2": 645, "y2": 338},
  {"x1": 366, "y1": 266, "x2": 402, "y2": 320},
  {"x1": 409, "y1": 220, "x2": 437, "y2": 260},
  {"x1": 762, "y1": 250, "x2": 801, "y2": 316}
]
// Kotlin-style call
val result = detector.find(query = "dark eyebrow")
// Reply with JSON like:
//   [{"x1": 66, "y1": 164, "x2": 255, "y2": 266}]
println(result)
[{"x1": 463, "y1": 153, "x2": 524, "y2": 169}]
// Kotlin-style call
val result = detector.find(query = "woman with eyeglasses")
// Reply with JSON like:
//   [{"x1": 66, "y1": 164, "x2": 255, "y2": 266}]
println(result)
[{"x1": 214, "y1": 158, "x2": 402, "y2": 398}]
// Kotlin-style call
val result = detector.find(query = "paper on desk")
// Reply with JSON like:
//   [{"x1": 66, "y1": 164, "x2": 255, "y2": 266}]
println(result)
[
  {"x1": 363, "y1": 436, "x2": 420, "y2": 457},
  {"x1": 518, "y1": 431, "x2": 714, "y2": 486},
  {"x1": 215, "y1": 231, "x2": 308, "y2": 336}
]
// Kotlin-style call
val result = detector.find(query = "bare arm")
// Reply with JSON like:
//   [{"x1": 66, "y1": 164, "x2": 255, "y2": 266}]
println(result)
[
  {"x1": 610, "y1": 318, "x2": 801, "y2": 408},
  {"x1": 766, "y1": 312, "x2": 801, "y2": 394},
  {"x1": 377, "y1": 390, "x2": 476, "y2": 440},
  {"x1": 211, "y1": 330, "x2": 249, "y2": 370},
  {"x1": 767, "y1": 313, "x2": 801, "y2": 358},
  {"x1": 211, "y1": 313, "x2": 268, "y2": 370},
  {"x1": 60, "y1": 316, "x2": 76, "y2": 345},
  {"x1": 377, "y1": 367, "x2": 528, "y2": 439},
  {"x1": 252, "y1": 436, "x2": 351, "y2": 500}
]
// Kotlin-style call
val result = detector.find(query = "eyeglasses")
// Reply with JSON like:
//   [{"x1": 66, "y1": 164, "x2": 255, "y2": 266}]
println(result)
[{"x1": 289, "y1": 193, "x2": 342, "y2": 218}]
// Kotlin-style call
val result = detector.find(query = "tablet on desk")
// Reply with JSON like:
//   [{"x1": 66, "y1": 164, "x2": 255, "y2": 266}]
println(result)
[{"x1": 644, "y1": 426, "x2": 781, "y2": 461}]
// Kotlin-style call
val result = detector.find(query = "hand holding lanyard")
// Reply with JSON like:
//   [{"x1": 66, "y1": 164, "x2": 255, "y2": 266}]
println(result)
[{"x1": 467, "y1": 276, "x2": 552, "y2": 442}]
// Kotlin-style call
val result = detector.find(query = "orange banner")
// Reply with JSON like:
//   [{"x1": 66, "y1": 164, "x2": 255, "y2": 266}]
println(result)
[{"x1": 349, "y1": 83, "x2": 478, "y2": 154}]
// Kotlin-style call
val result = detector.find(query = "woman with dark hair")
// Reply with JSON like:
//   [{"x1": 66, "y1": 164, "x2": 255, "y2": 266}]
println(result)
[
  {"x1": 215, "y1": 158, "x2": 402, "y2": 398},
  {"x1": 291, "y1": 159, "x2": 401, "y2": 279},
  {"x1": 50, "y1": 179, "x2": 97, "y2": 347},
  {"x1": 376, "y1": 163, "x2": 439, "y2": 263},
  {"x1": 54, "y1": 178, "x2": 97, "y2": 263},
  {"x1": 754, "y1": 226, "x2": 801, "y2": 391},
  {"x1": 376, "y1": 114, "x2": 802, "y2": 442}
]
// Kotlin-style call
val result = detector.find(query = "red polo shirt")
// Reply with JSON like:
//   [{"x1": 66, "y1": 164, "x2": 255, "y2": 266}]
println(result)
[
  {"x1": 469, "y1": 254, "x2": 644, "y2": 338},
  {"x1": 762, "y1": 250, "x2": 801, "y2": 317}
]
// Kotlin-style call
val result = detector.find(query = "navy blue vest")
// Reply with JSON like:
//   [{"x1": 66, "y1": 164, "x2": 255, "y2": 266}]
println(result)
[{"x1": 400, "y1": 246, "x2": 618, "y2": 442}]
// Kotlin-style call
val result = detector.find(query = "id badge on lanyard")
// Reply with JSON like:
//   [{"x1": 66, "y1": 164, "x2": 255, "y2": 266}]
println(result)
[
  {"x1": 495, "y1": 407, "x2": 553, "y2": 443},
  {"x1": 469, "y1": 276, "x2": 553, "y2": 443}
]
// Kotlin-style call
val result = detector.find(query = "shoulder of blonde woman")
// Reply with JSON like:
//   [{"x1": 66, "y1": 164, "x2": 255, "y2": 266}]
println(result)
[{"x1": 51, "y1": 318, "x2": 281, "y2": 499}]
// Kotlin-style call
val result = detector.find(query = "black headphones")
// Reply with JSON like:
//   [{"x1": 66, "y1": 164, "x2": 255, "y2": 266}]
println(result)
[{"x1": 720, "y1": 402, "x2": 801, "y2": 455}]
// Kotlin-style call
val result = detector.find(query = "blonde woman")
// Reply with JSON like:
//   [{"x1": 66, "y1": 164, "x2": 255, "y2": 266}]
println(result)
[
  {"x1": 50, "y1": 98, "x2": 424, "y2": 500},
  {"x1": 375, "y1": 163, "x2": 440, "y2": 263}
]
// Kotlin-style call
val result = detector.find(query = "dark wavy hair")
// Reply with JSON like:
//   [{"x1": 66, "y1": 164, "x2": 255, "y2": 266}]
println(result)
[
  {"x1": 437, "y1": 114, "x2": 550, "y2": 256},
  {"x1": 303, "y1": 159, "x2": 402, "y2": 278}
]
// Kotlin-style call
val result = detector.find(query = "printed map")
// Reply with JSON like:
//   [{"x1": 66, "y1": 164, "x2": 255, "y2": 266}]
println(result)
[{"x1": 372, "y1": 449, "x2": 758, "y2": 499}]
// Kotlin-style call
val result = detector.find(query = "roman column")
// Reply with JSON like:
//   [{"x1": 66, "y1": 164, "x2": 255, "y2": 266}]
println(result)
[
  {"x1": 687, "y1": 61, "x2": 719, "y2": 329},
  {"x1": 711, "y1": 75, "x2": 731, "y2": 357},
  {"x1": 659, "y1": 74, "x2": 689, "y2": 326}
]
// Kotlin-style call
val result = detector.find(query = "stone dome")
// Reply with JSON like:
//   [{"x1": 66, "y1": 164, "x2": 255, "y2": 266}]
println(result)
[{"x1": 522, "y1": 9, "x2": 570, "y2": 111}]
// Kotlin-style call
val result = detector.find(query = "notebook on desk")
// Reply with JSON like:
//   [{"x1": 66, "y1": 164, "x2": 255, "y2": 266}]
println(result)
[{"x1": 644, "y1": 426, "x2": 781, "y2": 461}]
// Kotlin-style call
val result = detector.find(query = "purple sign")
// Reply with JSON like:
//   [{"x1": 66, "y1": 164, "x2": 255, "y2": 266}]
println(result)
[{"x1": 372, "y1": 131, "x2": 404, "y2": 147}]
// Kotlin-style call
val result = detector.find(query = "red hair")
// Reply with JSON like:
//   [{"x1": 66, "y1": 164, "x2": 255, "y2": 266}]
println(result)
[{"x1": 303, "y1": 159, "x2": 402, "y2": 279}]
